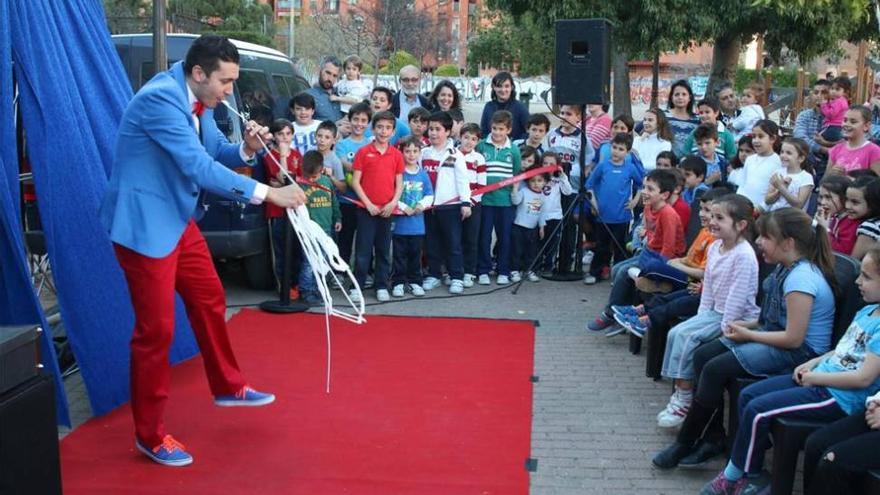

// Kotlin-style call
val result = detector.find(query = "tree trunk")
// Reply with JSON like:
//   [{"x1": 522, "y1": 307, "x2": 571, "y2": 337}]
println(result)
[
  {"x1": 706, "y1": 34, "x2": 741, "y2": 97},
  {"x1": 650, "y1": 51, "x2": 660, "y2": 108},
  {"x1": 612, "y1": 45, "x2": 631, "y2": 116}
]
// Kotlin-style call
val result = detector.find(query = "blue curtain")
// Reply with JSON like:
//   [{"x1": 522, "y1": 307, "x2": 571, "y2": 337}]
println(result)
[{"x1": 1, "y1": 0, "x2": 199, "y2": 421}]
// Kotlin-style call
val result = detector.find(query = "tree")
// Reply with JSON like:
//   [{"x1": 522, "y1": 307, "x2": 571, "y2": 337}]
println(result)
[
  {"x1": 103, "y1": 0, "x2": 152, "y2": 34},
  {"x1": 167, "y1": 0, "x2": 275, "y2": 41}
]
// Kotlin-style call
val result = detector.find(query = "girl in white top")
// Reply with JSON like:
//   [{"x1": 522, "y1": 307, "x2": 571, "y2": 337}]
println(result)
[
  {"x1": 737, "y1": 119, "x2": 783, "y2": 210},
  {"x1": 730, "y1": 83, "x2": 766, "y2": 141},
  {"x1": 633, "y1": 108, "x2": 673, "y2": 171},
  {"x1": 727, "y1": 135, "x2": 755, "y2": 190},
  {"x1": 765, "y1": 137, "x2": 815, "y2": 211}
]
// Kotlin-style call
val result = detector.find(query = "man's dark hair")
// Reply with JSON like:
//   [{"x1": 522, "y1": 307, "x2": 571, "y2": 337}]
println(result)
[
  {"x1": 814, "y1": 79, "x2": 831, "y2": 87},
  {"x1": 427, "y1": 111, "x2": 453, "y2": 132},
  {"x1": 693, "y1": 123, "x2": 718, "y2": 143},
  {"x1": 646, "y1": 169, "x2": 678, "y2": 194},
  {"x1": 317, "y1": 120, "x2": 337, "y2": 136},
  {"x1": 372, "y1": 110, "x2": 397, "y2": 129},
  {"x1": 290, "y1": 92, "x2": 316, "y2": 110},
  {"x1": 348, "y1": 102, "x2": 373, "y2": 121},
  {"x1": 680, "y1": 155, "x2": 707, "y2": 179},
  {"x1": 302, "y1": 150, "x2": 324, "y2": 176},
  {"x1": 371, "y1": 86, "x2": 394, "y2": 103},
  {"x1": 320, "y1": 55, "x2": 342, "y2": 70},
  {"x1": 697, "y1": 96, "x2": 721, "y2": 113},
  {"x1": 700, "y1": 186, "x2": 731, "y2": 204},
  {"x1": 611, "y1": 132, "x2": 633, "y2": 150},
  {"x1": 184, "y1": 35, "x2": 239, "y2": 77}
]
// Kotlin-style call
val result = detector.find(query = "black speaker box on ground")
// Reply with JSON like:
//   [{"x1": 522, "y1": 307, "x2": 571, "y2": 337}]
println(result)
[
  {"x1": 0, "y1": 374, "x2": 62, "y2": 495},
  {"x1": 554, "y1": 18, "x2": 612, "y2": 105}
]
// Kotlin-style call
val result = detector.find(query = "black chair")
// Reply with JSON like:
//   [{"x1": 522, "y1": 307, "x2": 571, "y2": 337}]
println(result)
[{"x1": 765, "y1": 254, "x2": 864, "y2": 495}]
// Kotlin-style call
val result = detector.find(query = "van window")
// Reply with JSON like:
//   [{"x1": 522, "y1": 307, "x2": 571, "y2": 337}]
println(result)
[
  {"x1": 237, "y1": 69, "x2": 275, "y2": 126},
  {"x1": 140, "y1": 59, "x2": 179, "y2": 88}
]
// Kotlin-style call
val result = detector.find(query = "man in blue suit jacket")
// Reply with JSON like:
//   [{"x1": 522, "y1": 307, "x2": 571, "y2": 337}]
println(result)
[{"x1": 100, "y1": 35, "x2": 305, "y2": 467}]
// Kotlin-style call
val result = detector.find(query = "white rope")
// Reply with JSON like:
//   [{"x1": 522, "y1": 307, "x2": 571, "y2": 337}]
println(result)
[{"x1": 222, "y1": 101, "x2": 366, "y2": 393}]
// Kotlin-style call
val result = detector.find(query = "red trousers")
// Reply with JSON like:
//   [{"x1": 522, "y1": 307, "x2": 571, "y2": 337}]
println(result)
[{"x1": 114, "y1": 220, "x2": 246, "y2": 448}]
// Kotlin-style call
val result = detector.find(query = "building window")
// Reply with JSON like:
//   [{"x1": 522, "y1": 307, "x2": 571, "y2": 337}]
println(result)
[
  {"x1": 328, "y1": 0, "x2": 339, "y2": 10},
  {"x1": 453, "y1": 0, "x2": 459, "y2": 12},
  {"x1": 348, "y1": 0, "x2": 356, "y2": 4}
]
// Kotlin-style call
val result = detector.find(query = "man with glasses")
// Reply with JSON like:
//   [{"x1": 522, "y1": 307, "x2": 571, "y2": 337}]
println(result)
[
  {"x1": 715, "y1": 83, "x2": 739, "y2": 128},
  {"x1": 391, "y1": 65, "x2": 431, "y2": 119},
  {"x1": 306, "y1": 56, "x2": 343, "y2": 122}
]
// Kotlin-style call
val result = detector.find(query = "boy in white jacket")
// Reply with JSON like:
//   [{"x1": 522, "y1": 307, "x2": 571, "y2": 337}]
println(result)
[{"x1": 420, "y1": 112, "x2": 472, "y2": 294}]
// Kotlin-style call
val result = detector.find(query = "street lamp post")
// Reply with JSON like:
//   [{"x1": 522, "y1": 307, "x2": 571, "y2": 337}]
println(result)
[{"x1": 288, "y1": 1, "x2": 295, "y2": 60}]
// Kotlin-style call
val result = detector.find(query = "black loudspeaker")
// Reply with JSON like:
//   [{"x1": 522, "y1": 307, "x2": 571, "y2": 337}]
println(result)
[
  {"x1": 0, "y1": 375, "x2": 62, "y2": 495},
  {"x1": 554, "y1": 18, "x2": 612, "y2": 105}
]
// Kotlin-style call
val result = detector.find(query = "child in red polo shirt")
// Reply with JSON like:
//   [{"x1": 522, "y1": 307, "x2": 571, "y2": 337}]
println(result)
[{"x1": 350, "y1": 110, "x2": 405, "y2": 302}]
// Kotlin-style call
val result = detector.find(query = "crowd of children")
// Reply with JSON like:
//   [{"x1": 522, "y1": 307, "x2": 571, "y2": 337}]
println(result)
[{"x1": 257, "y1": 67, "x2": 880, "y2": 492}]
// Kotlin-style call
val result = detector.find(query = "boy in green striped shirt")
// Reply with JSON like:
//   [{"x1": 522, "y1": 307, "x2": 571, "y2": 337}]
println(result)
[{"x1": 475, "y1": 110, "x2": 523, "y2": 285}]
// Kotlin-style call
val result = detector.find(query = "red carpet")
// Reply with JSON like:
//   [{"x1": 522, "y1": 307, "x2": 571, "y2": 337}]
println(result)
[{"x1": 60, "y1": 310, "x2": 535, "y2": 494}]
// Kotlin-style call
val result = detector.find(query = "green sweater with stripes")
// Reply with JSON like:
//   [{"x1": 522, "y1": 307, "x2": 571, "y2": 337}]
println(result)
[{"x1": 475, "y1": 137, "x2": 522, "y2": 207}]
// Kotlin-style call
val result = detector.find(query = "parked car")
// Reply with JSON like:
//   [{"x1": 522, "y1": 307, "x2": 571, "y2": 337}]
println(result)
[{"x1": 112, "y1": 33, "x2": 309, "y2": 289}]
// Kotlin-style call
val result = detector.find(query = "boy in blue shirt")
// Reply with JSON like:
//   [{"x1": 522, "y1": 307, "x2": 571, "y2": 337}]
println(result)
[
  {"x1": 585, "y1": 133, "x2": 643, "y2": 284},
  {"x1": 391, "y1": 136, "x2": 434, "y2": 297},
  {"x1": 692, "y1": 123, "x2": 727, "y2": 185},
  {"x1": 335, "y1": 102, "x2": 372, "y2": 265},
  {"x1": 680, "y1": 156, "x2": 709, "y2": 205}
]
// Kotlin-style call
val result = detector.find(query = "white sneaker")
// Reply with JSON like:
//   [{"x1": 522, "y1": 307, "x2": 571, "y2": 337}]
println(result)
[
  {"x1": 422, "y1": 277, "x2": 441, "y2": 290},
  {"x1": 349, "y1": 289, "x2": 362, "y2": 304},
  {"x1": 583, "y1": 275, "x2": 597, "y2": 285},
  {"x1": 463, "y1": 273, "x2": 476, "y2": 288},
  {"x1": 497, "y1": 275, "x2": 510, "y2": 285},
  {"x1": 657, "y1": 392, "x2": 691, "y2": 428},
  {"x1": 478, "y1": 274, "x2": 491, "y2": 285},
  {"x1": 627, "y1": 266, "x2": 642, "y2": 281},
  {"x1": 510, "y1": 271, "x2": 522, "y2": 283},
  {"x1": 391, "y1": 284, "x2": 406, "y2": 298},
  {"x1": 527, "y1": 271, "x2": 540, "y2": 282},
  {"x1": 376, "y1": 289, "x2": 390, "y2": 302},
  {"x1": 657, "y1": 390, "x2": 680, "y2": 420},
  {"x1": 443, "y1": 274, "x2": 452, "y2": 286},
  {"x1": 409, "y1": 283, "x2": 425, "y2": 297},
  {"x1": 449, "y1": 279, "x2": 464, "y2": 294}
]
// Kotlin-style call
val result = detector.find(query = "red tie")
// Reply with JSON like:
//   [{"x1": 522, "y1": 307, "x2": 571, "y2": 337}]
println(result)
[{"x1": 192, "y1": 101, "x2": 205, "y2": 117}]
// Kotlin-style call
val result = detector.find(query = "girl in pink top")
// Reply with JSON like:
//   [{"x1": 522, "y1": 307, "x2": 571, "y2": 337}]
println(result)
[
  {"x1": 656, "y1": 194, "x2": 760, "y2": 428},
  {"x1": 828, "y1": 105, "x2": 880, "y2": 175},
  {"x1": 819, "y1": 77, "x2": 851, "y2": 143},
  {"x1": 584, "y1": 104, "x2": 612, "y2": 148}
]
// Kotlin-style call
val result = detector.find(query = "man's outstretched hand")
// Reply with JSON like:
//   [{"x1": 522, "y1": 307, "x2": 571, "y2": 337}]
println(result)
[{"x1": 266, "y1": 183, "x2": 307, "y2": 209}]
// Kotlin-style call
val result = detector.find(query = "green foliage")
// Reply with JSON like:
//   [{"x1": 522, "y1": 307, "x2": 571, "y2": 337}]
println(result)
[
  {"x1": 168, "y1": 0, "x2": 275, "y2": 39},
  {"x1": 379, "y1": 51, "x2": 420, "y2": 74},
  {"x1": 733, "y1": 67, "x2": 816, "y2": 91},
  {"x1": 435, "y1": 64, "x2": 461, "y2": 77},
  {"x1": 467, "y1": 12, "x2": 552, "y2": 76},
  {"x1": 213, "y1": 31, "x2": 274, "y2": 48}
]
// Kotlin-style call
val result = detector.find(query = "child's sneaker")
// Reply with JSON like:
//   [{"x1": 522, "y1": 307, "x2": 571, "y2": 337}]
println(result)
[
  {"x1": 443, "y1": 274, "x2": 452, "y2": 286},
  {"x1": 348, "y1": 289, "x2": 362, "y2": 304},
  {"x1": 583, "y1": 274, "x2": 597, "y2": 285},
  {"x1": 599, "y1": 266, "x2": 611, "y2": 280},
  {"x1": 604, "y1": 325, "x2": 626, "y2": 337},
  {"x1": 422, "y1": 277, "x2": 441, "y2": 290},
  {"x1": 392, "y1": 284, "x2": 406, "y2": 298},
  {"x1": 376, "y1": 289, "x2": 390, "y2": 302},
  {"x1": 526, "y1": 271, "x2": 540, "y2": 282},
  {"x1": 657, "y1": 392, "x2": 691, "y2": 428},
  {"x1": 626, "y1": 315, "x2": 650, "y2": 338},
  {"x1": 478, "y1": 274, "x2": 491, "y2": 285},
  {"x1": 510, "y1": 271, "x2": 522, "y2": 283},
  {"x1": 409, "y1": 283, "x2": 426, "y2": 297},
  {"x1": 496, "y1": 275, "x2": 510, "y2": 285},
  {"x1": 586, "y1": 312, "x2": 615, "y2": 331},
  {"x1": 463, "y1": 273, "x2": 476, "y2": 288},
  {"x1": 611, "y1": 304, "x2": 639, "y2": 319},
  {"x1": 449, "y1": 279, "x2": 464, "y2": 294},
  {"x1": 699, "y1": 471, "x2": 745, "y2": 495},
  {"x1": 364, "y1": 275, "x2": 374, "y2": 289}
]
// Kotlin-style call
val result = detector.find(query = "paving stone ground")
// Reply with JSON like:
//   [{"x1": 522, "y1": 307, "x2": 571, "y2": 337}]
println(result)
[{"x1": 61, "y1": 260, "x2": 785, "y2": 494}]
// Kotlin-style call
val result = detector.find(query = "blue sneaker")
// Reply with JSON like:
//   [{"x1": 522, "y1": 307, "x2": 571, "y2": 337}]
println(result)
[
  {"x1": 214, "y1": 385, "x2": 275, "y2": 407},
  {"x1": 625, "y1": 315, "x2": 650, "y2": 339},
  {"x1": 135, "y1": 435, "x2": 193, "y2": 467},
  {"x1": 610, "y1": 304, "x2": 638, "y2": 319},
  {"x1": 586, "y1": 312, "x2": 615, "y2": 332}
]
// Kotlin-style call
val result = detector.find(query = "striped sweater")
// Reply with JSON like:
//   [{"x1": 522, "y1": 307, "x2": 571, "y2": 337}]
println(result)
[
  {"x1": 475, "y1": 137, "x2": 522, "y2": 207},
  {"x1": 698, "y1": 239, "x2": 760, "y2": 329},
  {"x1": 461, "y1": 148, "x2": 488, "y2": 204}
]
